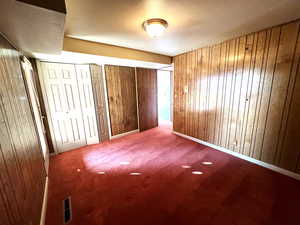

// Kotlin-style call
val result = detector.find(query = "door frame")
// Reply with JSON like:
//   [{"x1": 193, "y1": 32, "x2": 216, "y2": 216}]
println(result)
[
  {"x1": 20, "y1": 57, "x2": 49, "y2": 173},
  {"x1": 157, "y1": 69, "x2": 173, "y2": 125}
]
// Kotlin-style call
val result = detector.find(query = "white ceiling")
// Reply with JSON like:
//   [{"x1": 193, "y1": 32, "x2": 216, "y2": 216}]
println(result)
[
  {"x1": 0, "y1": 0, "x2": 65, "y2": 55},
  {"x1": 65, "y1": 0, "x2": 300, "y2": 56}
]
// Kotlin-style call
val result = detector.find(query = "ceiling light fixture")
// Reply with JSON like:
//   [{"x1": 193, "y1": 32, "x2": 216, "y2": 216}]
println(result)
[{"x1": 143, "y1": 18, "x2": 168, "y2": 37}]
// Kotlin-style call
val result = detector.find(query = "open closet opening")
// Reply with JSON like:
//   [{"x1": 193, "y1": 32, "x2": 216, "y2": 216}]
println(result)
[{"x1": 157, "y1": 70, "x2": 172, "y2": 127}]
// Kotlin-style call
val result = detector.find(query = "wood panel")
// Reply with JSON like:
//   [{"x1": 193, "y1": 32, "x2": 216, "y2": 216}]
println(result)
[
  {"x1": 105, "y1": 65, "x2": 138, "y2": 136},
  {"x1": 90, "y1": 64, "x2": 110, "y2": 141},
  {"x1": 0, "y1": 35, "x2": 46, "y2": 225},
  {"x1": 136, "y1": 68, "x2": 158, "y2": 131},
  {"x1": 173, "y1": 20, "x2": 300, "y2": 174}
]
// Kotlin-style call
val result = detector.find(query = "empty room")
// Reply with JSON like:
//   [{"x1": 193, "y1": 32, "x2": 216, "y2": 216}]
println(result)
[{"x1": 1, "y1": 0, "x2": 300, "y2": 225}]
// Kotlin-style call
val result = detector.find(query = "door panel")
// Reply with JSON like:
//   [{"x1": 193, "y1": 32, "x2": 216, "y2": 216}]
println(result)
[
  {"x1": 90, "y1": 64, "x2": 110, "y2": 141},
  {"x1": 105, "y1": 65, "x2": 138, "y2": 136},
  {"x1": 40, "y1": 62, "x2": 86, "y2": 152},
  {"x1": 136, "y1": 68, "x2": 158, "y2": 131},
  {"x1": 75, "y1": 65, "x2": 99, "y2": 144}
]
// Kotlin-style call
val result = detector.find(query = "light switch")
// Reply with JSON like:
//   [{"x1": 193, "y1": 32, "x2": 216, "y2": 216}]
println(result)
[{"x1": 184, "y1": 85, "x2": 188, "y2": 93}]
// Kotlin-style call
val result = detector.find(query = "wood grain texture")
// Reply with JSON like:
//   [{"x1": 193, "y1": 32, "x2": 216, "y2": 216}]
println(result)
[
  {"x1": 136, "y1": 68, "x2": 158, "y2": 131},
  {"x1": 0, "y1": 35, "x2": 46, "y2": 225},
  {"x1": 173, "y1": 20, "x2": 300, "y2": 174},
  {"x1": 90, "y1": 64, "x2": 110, "y2": 141},
  {"x1": 105, "y1": 65, "x2": 138, "y2": 136}
]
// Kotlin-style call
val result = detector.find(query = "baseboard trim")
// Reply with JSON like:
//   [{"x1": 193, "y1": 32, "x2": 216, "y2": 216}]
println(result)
[
  {"x1": 111, "y1": 129, "x2": 140, "y2": 140},
  {"x1": 40, "y1": 176, "x2": 49, "y2": 225},
  {"x1": 173, "y1": 131, "x2": 300, "y2": 181}
]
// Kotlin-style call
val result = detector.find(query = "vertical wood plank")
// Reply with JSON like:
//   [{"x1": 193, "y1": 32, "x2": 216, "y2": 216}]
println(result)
[
  {"x1": 173, "y1": 20, "x2": 300, "y2": 174},
  {"x1": 236, "y1": 33, "x2": 255, "y2": 154},
  {"x1": 251, "y1": 27, "x2": 281, "y2": 159},
  {"x1": 276, "y1": 23, "x2": 300, "y2": 170},
  {"x1": 105, "y1": 65, "x2": 138, "y2": 136},
  {"x1": 261, "y1": 22, "x2": 299, "y2": 163},
  {"x1": 195, "y1": 49, "x2": 203, "y2": 139},
  {"x1": 243, "y1": 31, "x2": 267, "y2": 156},
  {"x1": 90, "y1": 64, "x2": 110, "y2": 141},
  {"x1": 136, "y1": 68, "x2": 158, "y2": 131},
  {"x1": 216, "y1": 42, "x2": 228, "y2": 146},
  {"x1": 229, "y1": 36, "x2": 246, "y2": 152},
  {"x1": 0, "y1": 34, "x2": 46, "y2": 225},
  {"x1": 207, "y1": 44, "x2": 221, "y2": 143}
]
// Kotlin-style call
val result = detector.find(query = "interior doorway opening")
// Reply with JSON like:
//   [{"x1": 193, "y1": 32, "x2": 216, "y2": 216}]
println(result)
[{"x1": 157, "y1": 70, "x2": 172, "y2": 126}]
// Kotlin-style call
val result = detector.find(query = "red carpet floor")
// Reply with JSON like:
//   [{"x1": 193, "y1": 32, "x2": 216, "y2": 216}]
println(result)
[{"x1": 46, "y1": 125, "x2": 300, "y2": 225}]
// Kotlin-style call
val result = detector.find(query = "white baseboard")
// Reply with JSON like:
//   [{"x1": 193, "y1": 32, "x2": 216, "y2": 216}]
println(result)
[
  {"x1": 40, "y1": 176, "x2": 49, "y2": 225},
  {"x1": 111, "y1": 129, "x2": 140, "y2": 140},
  {"x1": 173, "y1": 131, "x2": 300, "y2": 181}
]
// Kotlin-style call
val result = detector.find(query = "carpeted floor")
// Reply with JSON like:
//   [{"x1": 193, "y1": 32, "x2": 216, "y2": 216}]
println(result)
[{"x1": 46, "y1": 125, "x2": 300, "y2": 225}]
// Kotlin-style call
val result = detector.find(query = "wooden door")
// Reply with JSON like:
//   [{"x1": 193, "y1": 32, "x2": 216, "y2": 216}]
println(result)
[
  {"x1": 39, "y1": 62, "x2": 86, "y2": 153},
  {"x1": 75, "y1": 65, "x2": 99, "y2": 144},
  {"x1": 90, "y1": 64, "x2": 110, "y2": 141},
  {"x1": 136, "y1": 68, "x2": 158, "y2": 131},
  {"x1": 105, "y1": 65, "x2": 138, "y2": 136}
]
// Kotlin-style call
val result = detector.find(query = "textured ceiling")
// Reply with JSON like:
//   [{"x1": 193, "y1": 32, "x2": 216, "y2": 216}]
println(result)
[
  {"x1": 0, "y1": 0, "x2": 65, "y2": 55},
  {"x1": 65, "y1": 0, "x2": 300, "y2": 56}
]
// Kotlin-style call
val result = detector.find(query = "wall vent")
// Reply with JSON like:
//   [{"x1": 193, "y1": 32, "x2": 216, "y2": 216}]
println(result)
[{"x1": 63, "y1": 197, "x2": 72, "y2": 224}]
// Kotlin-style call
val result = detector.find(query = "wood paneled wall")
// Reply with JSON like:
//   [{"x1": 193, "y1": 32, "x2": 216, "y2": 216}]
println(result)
[
  {"x1": 173, "y1": 20, "x2": 300, "y2": 174},
  {"x1": 90, "y1": 64, "x2": 110, "y2": 141},
  {"x1": 0, "y1": 35, "x2": 46, "y2": 225},
  {"x1": 136, "y1": 68, "x2": 158, "y2": 131},
  {"x1": 105, "y1": 65, "x2": 138, "y2": 136}
]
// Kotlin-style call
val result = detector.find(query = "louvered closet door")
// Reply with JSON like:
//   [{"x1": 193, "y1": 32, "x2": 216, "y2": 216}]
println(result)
[
  {"x1": 41, "y1": 62, "x2": 86, "y2": 152},
  {"x1": 75, "y1": 65, "x2": 99, "y2": 144}
]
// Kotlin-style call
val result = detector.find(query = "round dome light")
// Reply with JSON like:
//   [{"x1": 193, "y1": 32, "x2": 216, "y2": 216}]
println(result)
[{"x1": 142, "y1": 18, "x2": 168, "y2": 37}]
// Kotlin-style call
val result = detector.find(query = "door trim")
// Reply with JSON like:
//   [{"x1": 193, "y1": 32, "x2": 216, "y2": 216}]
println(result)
[
  {"x1": 134, "y1": 67, "x2": 140, "y2": 130},
  {"x1": 110, "y1": 129, "x2": 139, "y2": 140},
  {"x1": 21, "y1": 57, "x2": 49, "y2": 173},
  {"x1": 102, "y1": 65, "x2": 112, "y2": 139}
]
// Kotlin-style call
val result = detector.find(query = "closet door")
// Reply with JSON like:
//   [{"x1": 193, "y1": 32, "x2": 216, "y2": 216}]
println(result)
[
  {"x1": 75, "y1": 65, "x2": 99, "y2": 144},
  {"x1": 39, "y1": 62, "x2": 86, "y2": 153},
  {"x1": 90, "y1": 64, "x2": 110, "y2": 141},
  {"x1": 136, "y1": 68, "x2": 158, "y2": 131},
  {"x1": 105, "y1": 65, "x2": 138, "y2": 136}
]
